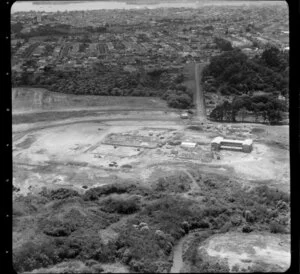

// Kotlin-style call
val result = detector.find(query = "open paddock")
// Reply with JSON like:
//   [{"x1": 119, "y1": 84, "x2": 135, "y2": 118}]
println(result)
[{"x1": 12, "y1": 87, "x2": 168, "y2": 114}]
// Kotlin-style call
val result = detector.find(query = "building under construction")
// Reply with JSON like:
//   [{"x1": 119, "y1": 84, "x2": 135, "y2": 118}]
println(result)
[{"x1": 211, "y1": 137, "x2": 253, "y2": 153}]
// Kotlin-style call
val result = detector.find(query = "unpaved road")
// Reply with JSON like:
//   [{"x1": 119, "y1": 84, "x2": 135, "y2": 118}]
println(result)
[
  {"x1": 170, "y1": 234, "x2": 188, "y2": 273},
  {"x1": 171, "y1": 229, "x2": 213, "y2": 273},
  {"x1": 194, "y1": 63, "x2": 207, "y2": 119}
]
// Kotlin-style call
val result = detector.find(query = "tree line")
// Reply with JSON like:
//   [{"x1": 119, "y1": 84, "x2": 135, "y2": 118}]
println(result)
[
  {"x1": 210, "y1": 94, "x2": 287, "y2": 124},
  {"x1": 203, "y1": 45, "x2": 288, "y2": 124}
]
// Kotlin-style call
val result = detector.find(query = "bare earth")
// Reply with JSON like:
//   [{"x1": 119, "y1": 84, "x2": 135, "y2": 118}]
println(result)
[
  {"x1": 13, "y1": 117, "x2": 290, "y2": 195},
  {"x1": 198, "y1": 232, "x2": 290, "y2": 272}
]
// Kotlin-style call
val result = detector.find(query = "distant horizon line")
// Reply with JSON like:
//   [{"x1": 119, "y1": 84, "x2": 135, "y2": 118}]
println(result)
[{"x1": 27, "y1": 0, "x2": 285, "y2": 2}]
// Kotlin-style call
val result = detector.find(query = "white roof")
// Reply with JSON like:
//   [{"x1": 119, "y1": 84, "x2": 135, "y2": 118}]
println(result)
[
  {"x1": 222, "y1": 139, "x2": 244, "y2": 144},
  {"x1": 181, "y1": 142, "x2": 197, "y2": 147},
  {"x1": 211, "y1": 137, "x2": 253, "y2": 146},
  {"x1": 243, "y1": 139, "x2": 253, "y2": 145},
  {"x1": 211, "y1": 137, "x2": 224, "y2": 143}
]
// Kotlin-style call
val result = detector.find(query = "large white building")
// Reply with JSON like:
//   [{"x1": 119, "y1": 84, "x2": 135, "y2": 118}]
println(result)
[{"x1": 211, "y1": 137, "x2": 253, "y2": 153}]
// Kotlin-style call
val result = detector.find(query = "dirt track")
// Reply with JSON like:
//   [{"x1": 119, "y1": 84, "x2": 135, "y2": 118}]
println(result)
[{"x1": 195, "y1": 63, "x2": 207, "y2": 119}]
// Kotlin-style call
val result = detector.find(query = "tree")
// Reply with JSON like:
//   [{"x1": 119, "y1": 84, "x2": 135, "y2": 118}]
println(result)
[
  {"x1": 44, "y1": 65, "x2": 53, "y2": 73},
  {"x1": 20, "y1": 73, "x2": 30, "y2": 85},
  {"x1": 162, "y1": 89, "x2": 174, "y2": 100},
  {"x1": 238, "y1": 107, "x2": 248, "y2": 122},
  {"x1": 223, "y1": 100, "x2": 236, "y2": 122},
  {"x1": 261, "y1": 45, "x2": 281, "y2": 69},
  {"x1": 167, "y1": 94, "x2": 192, "y2": 109},
  {"x1": 24, "y1": 59, "x2": 36, "y2": 67},
  {"x1": 11, "y1": 22, "x2": 23, "y2": 34},
  {"x1": 210, "y1": 100, "x2": 238, "y2": 122},
  {"x1": 214, "y1": 37, "x2": 233, "y2": 51},
  {"x1": 208, "y1": 49, "x2": 247, "y2": 79},
  {"x1": 267, "y1": 109, "x2": 282, "y2": 125},
  {"x1": 252, "y1": 102, "x2": 264, "y2": 122},
  {"x1": 210, "y1": 104, "x2": 224, "y2": 121},
  {"x1": 232, "y1": 95, "x2": 252, "y2": 111},
  {"x1": 174, "y1": 73, "x2": 184, "y2": 84},
  {"x1": 175, "y1": 84, "x2": 187, "y2": 92}
]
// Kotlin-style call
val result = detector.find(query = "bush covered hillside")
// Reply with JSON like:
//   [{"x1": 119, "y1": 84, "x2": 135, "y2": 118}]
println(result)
[
  {"x1": 13, "y1": 173, "x2": 290, "y2": 273},
  {"x1": 203, "y1": 46, "x2": 289, "y2": 124}
]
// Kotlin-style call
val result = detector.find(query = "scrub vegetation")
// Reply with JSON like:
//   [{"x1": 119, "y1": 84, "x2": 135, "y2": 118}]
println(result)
[{"x1": 13, "y1": 172, "x2": 290, "y2": 273}]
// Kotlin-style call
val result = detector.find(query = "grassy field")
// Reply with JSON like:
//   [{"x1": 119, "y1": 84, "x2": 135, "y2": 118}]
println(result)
[
  {"x1": 12, "y1": 110, "x2": 102, "y2": 124},
  {"x1": 12, "y1": 87, "x2": 168, "y2": 113}
]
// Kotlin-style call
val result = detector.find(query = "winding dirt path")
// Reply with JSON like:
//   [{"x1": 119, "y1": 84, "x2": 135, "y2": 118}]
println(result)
[
  {"x1": 170, "y1": 234, "x2": 189, "y2": 273},
  {"x1": 182, "y1": 170, "x2": 200, "y2": 191},
  {"x1": 170, "y1": 229, "x2": 213, "y2": 273}
]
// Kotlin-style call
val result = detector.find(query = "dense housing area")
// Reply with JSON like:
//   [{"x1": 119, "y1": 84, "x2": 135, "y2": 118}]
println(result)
[{"x1": 11, "y1": 2, "x2": 288, "y2": 118}]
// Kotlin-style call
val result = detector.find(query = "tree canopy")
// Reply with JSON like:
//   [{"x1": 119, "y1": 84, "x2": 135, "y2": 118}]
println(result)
[
  {"x1": 202, "y1": 47, "x2": 288, "y2": 97},
  {"x1": 205, "y1": 46, "x2": 288, "y2": 124}
]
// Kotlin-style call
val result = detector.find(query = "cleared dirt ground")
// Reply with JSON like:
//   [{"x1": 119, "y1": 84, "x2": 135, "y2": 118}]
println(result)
[
  {"x1": 198, "y1": 232, "x2": 290, "y2": 272},
  {"x1": 13, "y1": 122, "x2": 289, "y2": 193},
  {"x1": 13, "y1": 88, "x2": 290, "y2": 195}
]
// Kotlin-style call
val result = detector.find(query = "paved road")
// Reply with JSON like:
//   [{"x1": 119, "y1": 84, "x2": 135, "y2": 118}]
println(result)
[{"x1": 194, "y1": 63, "x2": 207, "y2": 120}]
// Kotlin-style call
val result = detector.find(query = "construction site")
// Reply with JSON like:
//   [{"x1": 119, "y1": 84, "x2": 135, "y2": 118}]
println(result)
[
  {"x1": 12, "y1": 62, "x2": 290, "y2": 196},
  {"x1": 13, "y1": 116, "x2": 289, "y2": 190},
  {"x1": 12, "y1": 64, "x2": 290, "y2": 273}
]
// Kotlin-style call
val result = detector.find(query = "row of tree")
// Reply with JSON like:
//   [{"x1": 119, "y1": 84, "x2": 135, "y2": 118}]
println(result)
[{"x1": 210, "y1": 94, "x2": 287, "y2": 124}]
